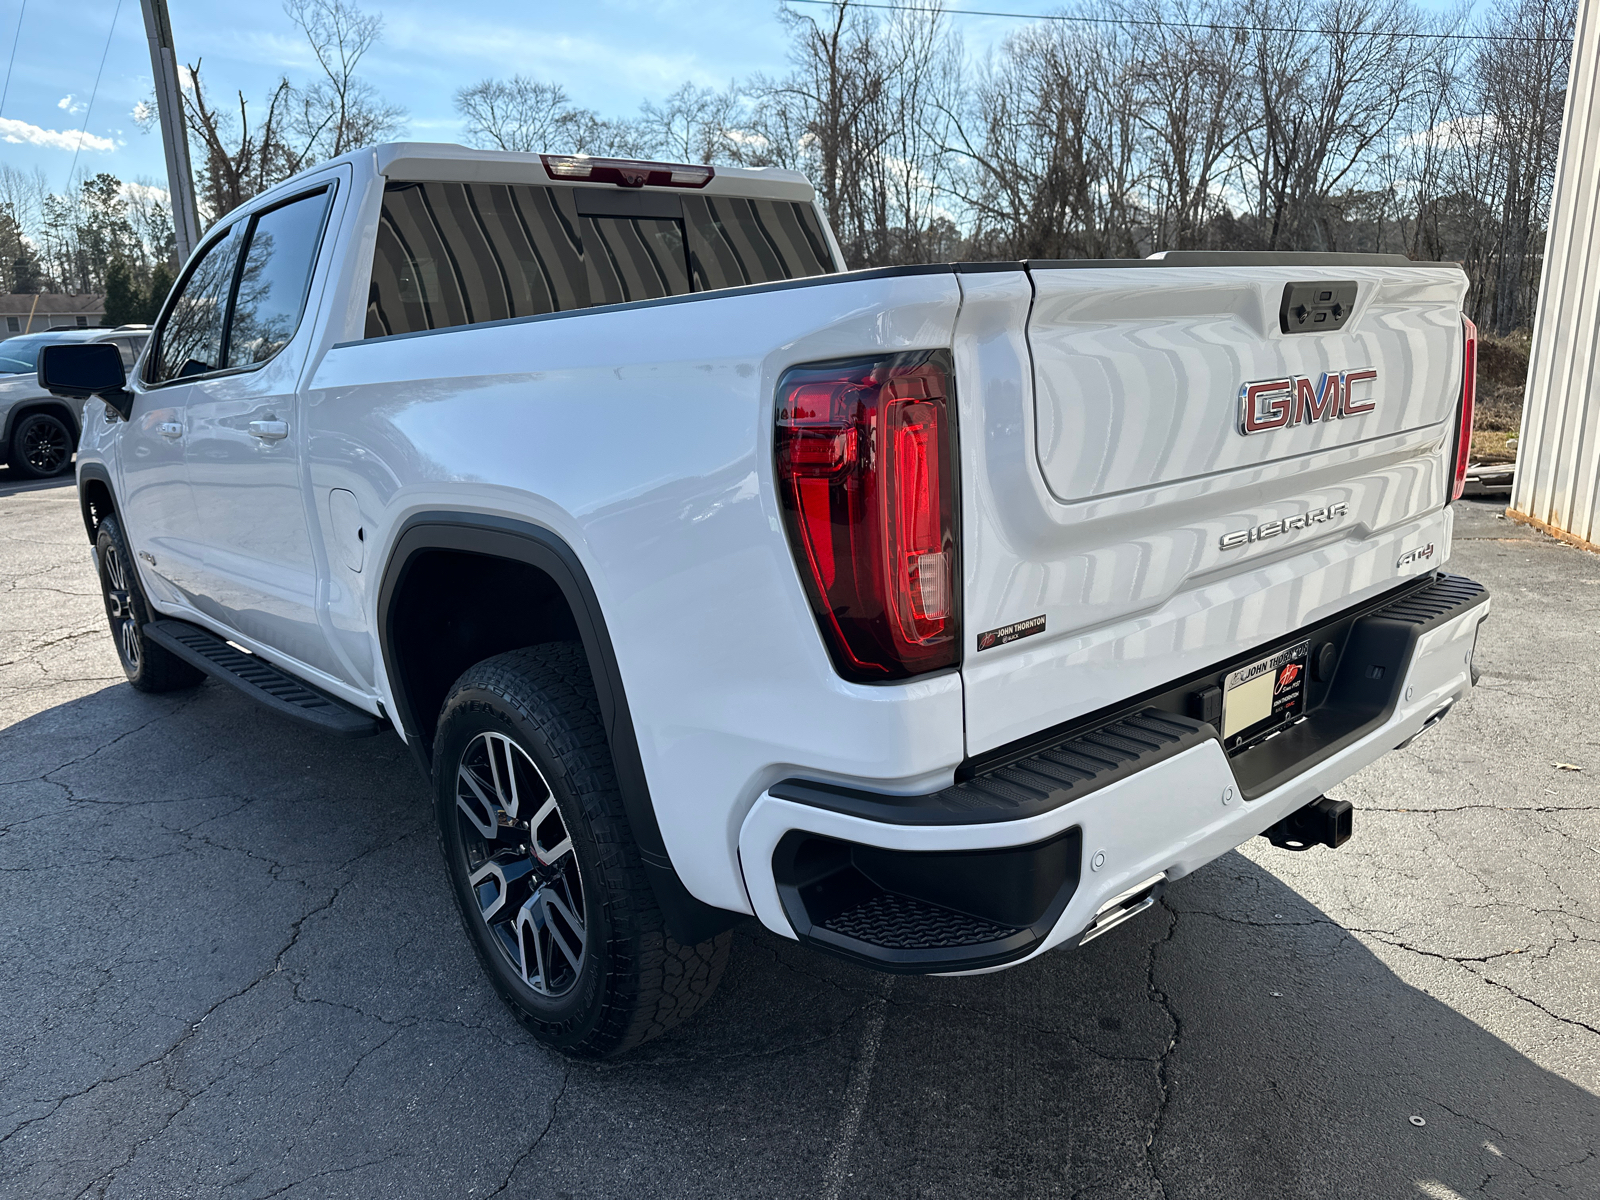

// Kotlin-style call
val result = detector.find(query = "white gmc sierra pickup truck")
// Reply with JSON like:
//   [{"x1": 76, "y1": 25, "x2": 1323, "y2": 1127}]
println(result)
[{"x1": 42, "y1": 144, "x2": 1490, "y2": 1057}]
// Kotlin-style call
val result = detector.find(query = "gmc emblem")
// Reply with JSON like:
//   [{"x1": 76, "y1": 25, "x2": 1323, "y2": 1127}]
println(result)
[{"x1": 1238, "y1": 368, "x2": 1378, "y2": 435}]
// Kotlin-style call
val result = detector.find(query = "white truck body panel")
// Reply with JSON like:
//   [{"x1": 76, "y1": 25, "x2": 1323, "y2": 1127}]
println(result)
[{"x1": 70, "y1": 142, "x2": 1487, "y2": 964}]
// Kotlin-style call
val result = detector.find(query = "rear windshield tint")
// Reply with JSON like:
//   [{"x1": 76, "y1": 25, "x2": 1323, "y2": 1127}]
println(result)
[{"x1": 365, "y1": 181, "x2": 835, "y2": 339}]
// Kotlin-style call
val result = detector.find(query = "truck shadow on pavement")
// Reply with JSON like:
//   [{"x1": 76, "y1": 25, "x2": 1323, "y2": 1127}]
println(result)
[{"x1": 1, "y1": 674, "x2": 1595, "y2": 1199}]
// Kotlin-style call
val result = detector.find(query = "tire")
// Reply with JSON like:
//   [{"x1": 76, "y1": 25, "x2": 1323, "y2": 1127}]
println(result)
[
  {"x1": 9, "y1": 411, "x2": 75, "y2": 479},
  {"x1": 95, "y1": 514, "x2": 205, "y2": 693},
  {"x1": 433, "y1": 644, "x2": 731, "y2": 1058}
]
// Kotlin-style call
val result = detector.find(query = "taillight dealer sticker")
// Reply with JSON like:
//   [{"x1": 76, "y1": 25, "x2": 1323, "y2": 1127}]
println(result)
[{"x1": 977, "y1": 614, "x2": 1046, "y2": 651}]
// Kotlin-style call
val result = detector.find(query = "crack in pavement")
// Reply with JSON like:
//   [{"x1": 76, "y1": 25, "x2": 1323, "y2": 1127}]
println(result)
[
  {"x1": 486, "y1": 1063, "x2": 573, "y2": 1197},
  {"x1": 0, "y1": 883, "x2": 345, "y2": 1154},
  {"x1": 1143, "y1": 898, "x2": 1181, "y2": 1200}
]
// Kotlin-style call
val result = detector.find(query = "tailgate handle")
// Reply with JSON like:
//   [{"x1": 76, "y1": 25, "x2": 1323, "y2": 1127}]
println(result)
[{"x1": 1279, "y1": 282, "x2": 1358, "y2": 334}]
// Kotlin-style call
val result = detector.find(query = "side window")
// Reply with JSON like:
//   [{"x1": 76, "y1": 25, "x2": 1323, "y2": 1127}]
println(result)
[
  {"x1": 149, "y1": 223, "x2": 243, "y2": 383},
  {"x1": 98, "y1": 338, "x2": 136, "y2": 369},
  {"x1": 226, "y1": 189, "x2": 332, "y2": 368}
]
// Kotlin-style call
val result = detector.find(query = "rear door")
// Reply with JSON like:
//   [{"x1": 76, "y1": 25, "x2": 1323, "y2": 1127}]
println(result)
[
  {"x1": 180, "y1": 183, "x2": 342, "y2": 677},
  {"x1": 955, "y1": 262, "x2": 1469, "y2": 755}
]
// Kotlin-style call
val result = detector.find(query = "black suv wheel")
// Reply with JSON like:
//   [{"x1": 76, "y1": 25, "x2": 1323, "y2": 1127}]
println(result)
[
  {"x1": 434, "y1": 644, "x2": 731, "y2": 1057},
  {"x1": 9, "y1": 411, "x2": 75, "y2": 479}
]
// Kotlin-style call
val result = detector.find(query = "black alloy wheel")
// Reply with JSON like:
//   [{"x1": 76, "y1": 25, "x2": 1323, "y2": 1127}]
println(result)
[
  {"x1": 101, "y1": 534, "x2": 143, "y2": 676},
  {"x1": 434, "y1": 644, "x2": 732, "y2": 1057},
  {"x1": 10, "y1": 412, "x2": 74, "y2": 479},
  {"x1": 455, "y1": 730, "x2": 589, "y2": 997},
  {"x1": 94, "y1": 514, "x2": 204, "y2": 693}
]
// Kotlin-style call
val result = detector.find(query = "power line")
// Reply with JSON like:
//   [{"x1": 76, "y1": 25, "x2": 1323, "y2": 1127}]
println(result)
[
  {"x1": 66, "y1": 0, "x2": 125, "y2": 189},
  {"x1": 786, "y1": 0, "x2": 1555, "y2": 44},
  {"x1": 0, "y1": 0, "x2": 26, "y2": 120}
]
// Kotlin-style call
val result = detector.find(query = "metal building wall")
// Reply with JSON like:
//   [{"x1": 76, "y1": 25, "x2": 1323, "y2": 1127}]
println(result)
[{"x1": 1509, "y1": 3, "x2": 1600, "y2": 550}]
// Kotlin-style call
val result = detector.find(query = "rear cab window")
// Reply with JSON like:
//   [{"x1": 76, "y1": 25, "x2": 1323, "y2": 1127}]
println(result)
[{"x1": 364, "y1": 181, "x2": 836, "y2": 339}]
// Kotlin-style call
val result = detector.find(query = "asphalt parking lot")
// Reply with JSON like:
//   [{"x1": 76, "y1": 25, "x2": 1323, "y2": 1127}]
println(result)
[{"x1": 2, "y1": 470, "x2": 1597, "y2": 1199}]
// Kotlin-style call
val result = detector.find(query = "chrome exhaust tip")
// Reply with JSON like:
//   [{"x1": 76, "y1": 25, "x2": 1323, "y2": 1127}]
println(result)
[{"x1": 1079, "y1": 872, "x2": 1168, "y2": 946}]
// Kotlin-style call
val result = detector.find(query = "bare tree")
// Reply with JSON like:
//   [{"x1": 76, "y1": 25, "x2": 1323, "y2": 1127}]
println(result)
[
  {"x1": 181, "y1": 64, "x2": 303, "y2": 220},
  {"x1": 171, "y1": 0, "x2": 403, "y2": 224},
  {"x1": 1472, "y1": 0, "x2": 1574, "y2": 331},
  {"x1": 1234, "y1": 0, "x2": 1450, "y2": 251},
  {"x1": 283, "y1": 0, "x2": 405, "y2": 160},
  {"x1": 1124, "y1": 0, "x2": 1253, "y2": 250},
  {"x1": 454, "y1": 75, "x2": 656, "y2": 157},
  {"x1": 456, "y1": 76, "x2": 575, "y2": 153},
  {"x1": 638, "y1": 82, "x2": 745, "y2": 163},
  {"x1": 123, "y1": 178, "x2": 177, "y2": 271},
  {"x1": 949, "y1": 17, "x2": 1146, "y2": 258},
  {"x1": 749, "y1": 1, "x2": 960, "y2": 267},
  {"x1": 125, "y1": 0, "x2": 1578, "y2": 328}
]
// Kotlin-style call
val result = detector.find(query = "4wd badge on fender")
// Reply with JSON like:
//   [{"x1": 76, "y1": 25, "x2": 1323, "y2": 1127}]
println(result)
[{"x1": 1238, "y1": 369, "x2": 1378, "y2": 434}]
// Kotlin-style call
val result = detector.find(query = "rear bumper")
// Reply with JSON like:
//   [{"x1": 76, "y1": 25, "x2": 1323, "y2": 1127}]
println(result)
[{"x1": 738, "y1": 572, "x2": 1490, "y2": 973}]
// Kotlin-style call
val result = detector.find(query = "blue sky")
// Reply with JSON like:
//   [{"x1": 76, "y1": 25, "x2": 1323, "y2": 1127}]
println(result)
[{"x1": 0, "y1": 0, "x2": 1482, "y2": 198}]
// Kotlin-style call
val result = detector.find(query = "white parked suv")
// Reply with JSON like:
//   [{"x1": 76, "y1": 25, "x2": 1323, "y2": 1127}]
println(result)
[{"x1": 43, "y1": 144, "x2": 1490, "y2": 1057}]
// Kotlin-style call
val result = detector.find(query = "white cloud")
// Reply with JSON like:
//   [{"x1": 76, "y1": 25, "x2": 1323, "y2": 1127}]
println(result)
[
  {"x1": 0, "y1": 118, "x2": 116, "y2": 152},
  {"x1": 132, "y1": 100, "x2": 155, "y2": 124},
  {"x1": 57, "y1": 94, "x2": 73, "y2": 110},
  {"x1": 1407, "y1": 114, "x2": 1499, "y2": 150},
  {"x1": 121, "y1": 180, "x2": 170, "y2": 206}
]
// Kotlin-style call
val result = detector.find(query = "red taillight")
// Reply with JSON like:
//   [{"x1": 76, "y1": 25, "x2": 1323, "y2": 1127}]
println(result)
[
  {"x1": 1451, "y1": 315, "x2": 1477, "y2": 501},
  {"x1": 775, "y1": 352, "x2": 959, "y2": 681},
  {"x1": 540, "y1": 154, "x2": 713, "y2": 189}
]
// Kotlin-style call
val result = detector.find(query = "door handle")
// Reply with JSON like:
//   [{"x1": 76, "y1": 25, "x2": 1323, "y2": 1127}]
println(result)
[
  {"x1": 248, "y1": 420, "x2": 289, "y2": 441},
  {"x1": 157, "y1": 422, "x2": 183, "y2": 439}
]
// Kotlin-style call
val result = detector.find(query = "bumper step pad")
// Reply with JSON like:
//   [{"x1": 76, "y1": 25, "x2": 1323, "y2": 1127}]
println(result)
[
  {"x1": 771, "y1": 710, "x2": 1212, "y2": 826},
  {"x1": 1375, "y1": 572, "x2": 1487, "y2": 630},
  {"x1": 818, "y1": 891, "x2": 1016, "y2": 951},
  {"x1": 144, "y1": 619, "x2": 382, "y2": 738}
]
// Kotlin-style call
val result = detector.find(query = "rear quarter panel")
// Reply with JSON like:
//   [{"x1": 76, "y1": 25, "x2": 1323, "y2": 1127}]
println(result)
[{"x1": 304, "y1": 273, "x2": 967, "y2": 913}]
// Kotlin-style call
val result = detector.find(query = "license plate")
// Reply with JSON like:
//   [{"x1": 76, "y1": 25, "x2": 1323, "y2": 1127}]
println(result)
[{"x1": 1223, "y1": 640, "x2": 1310, "y2": 746}]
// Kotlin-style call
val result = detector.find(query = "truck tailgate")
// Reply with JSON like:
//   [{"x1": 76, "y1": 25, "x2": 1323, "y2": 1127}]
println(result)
[{"x1": 955, "y1": 263, "x2": 1470, "y2": 755}]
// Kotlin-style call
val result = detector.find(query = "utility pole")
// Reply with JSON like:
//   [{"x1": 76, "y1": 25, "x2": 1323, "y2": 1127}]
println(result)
[{"x1": 140, "y1": 0, "x2": 201, "y2": 268}]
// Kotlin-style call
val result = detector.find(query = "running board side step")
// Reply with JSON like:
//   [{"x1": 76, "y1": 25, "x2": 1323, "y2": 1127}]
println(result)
[{"x1": 144, "y1": 619, "x2": 382, "y2": 738}]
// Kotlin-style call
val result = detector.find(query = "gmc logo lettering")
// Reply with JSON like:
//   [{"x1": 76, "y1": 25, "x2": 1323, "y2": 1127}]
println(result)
[{"x1": 1238, "y1": 368, "x2": 1378, "y2": 435}]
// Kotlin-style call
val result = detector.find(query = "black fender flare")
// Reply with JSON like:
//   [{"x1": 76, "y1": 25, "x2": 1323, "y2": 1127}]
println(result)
[
  {"x1": 76, "y1": 460, "x2": 117, "y2": 543},
  {"x1": 376, "y1": 511, "x2": 744, "y2": 945}
]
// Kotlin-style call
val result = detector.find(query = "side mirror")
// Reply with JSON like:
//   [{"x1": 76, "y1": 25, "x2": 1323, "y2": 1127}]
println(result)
[{"x1": 39, "y1": 342, "x2": 134, "y2": 421}]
